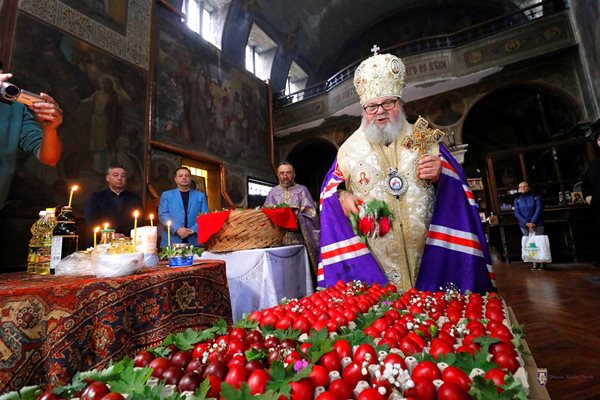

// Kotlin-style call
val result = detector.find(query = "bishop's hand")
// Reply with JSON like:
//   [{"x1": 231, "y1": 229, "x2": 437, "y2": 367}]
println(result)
[{"x1": 417, "y1": 155, "x2": 442, "y2": 183}]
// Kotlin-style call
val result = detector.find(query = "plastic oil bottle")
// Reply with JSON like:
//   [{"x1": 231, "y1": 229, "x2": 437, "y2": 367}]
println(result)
[
  {"x1": 36, "y1": 208, "x2": 56, "y2": 275},
  {"x1": 27, "y1": 210, "x2": 46, "y2": 273}
]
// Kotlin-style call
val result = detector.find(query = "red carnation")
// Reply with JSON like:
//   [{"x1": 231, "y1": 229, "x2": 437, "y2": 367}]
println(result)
[
  {"x1": 358, "y1": 216, "x2": 375, "y2": 236},
  {"x1": 378, "y1": 216, "x2": 391, "y2": 236}
]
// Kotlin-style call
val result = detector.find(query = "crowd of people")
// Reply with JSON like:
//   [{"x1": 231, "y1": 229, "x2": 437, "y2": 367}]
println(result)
[{"x1": 4, "y1": 48, "x2": 599, "y2": 292}]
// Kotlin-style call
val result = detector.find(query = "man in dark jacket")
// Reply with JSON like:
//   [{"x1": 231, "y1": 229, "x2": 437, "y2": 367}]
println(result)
[
  {"x1": 582, "y1": 127, "x2": 600, "y2": 265},
  {"x1": 85, "y1": 165, "x2": 143, "y2": 240},
  {"x1": 514, "y1": 181, "x2": 545, "y2": 270}
]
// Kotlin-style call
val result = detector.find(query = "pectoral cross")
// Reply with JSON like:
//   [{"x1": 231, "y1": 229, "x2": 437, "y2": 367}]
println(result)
[
  {"x1": 371, "y1": 44, "x2": 380, "y2": 55},
  {"x1": 402, "y1": 116, "x2": 445, "y2": 187}
]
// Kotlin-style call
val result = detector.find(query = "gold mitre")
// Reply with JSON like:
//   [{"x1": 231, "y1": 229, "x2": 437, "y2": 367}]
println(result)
[{"x1": 353, "y1": 45, "x2": 406, "y2": 106}]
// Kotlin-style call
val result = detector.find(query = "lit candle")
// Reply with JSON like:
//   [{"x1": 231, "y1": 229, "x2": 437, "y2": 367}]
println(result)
[
  {"x1": 67, "y1": 185, "x2": 79, "y2": 208},
  {"x1": 149, "y1": 213, "x2": 154, "y2": 227},
  {"x1": 167, "y1": 220, "x2": 172, "y2": 248},
  {"x1": 93, "y1": 226, "x2": 100, "y2": 248},
  {"x1": 133, "y1": 210, "x2": 139, "y2": 248},
  {"x1": 103, "y1": 222, "x2": 109, "y2": 230}
]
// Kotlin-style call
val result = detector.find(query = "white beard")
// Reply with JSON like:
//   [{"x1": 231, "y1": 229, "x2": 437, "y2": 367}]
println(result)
[{"x1": 362, "y1": 110, "x2": 407, "y2": 146}]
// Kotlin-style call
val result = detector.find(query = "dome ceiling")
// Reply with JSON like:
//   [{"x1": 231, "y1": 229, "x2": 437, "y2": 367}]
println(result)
[{"x1": 250, "y1": 0, "x2": 527, "y2": 84}]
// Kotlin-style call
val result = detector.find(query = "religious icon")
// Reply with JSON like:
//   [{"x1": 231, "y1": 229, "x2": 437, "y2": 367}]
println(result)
[
  {"x1": 358, "y1": 172, "x2": 370, "y2": 185},
  {"x1": 385, "y1": 168, "x2": 408, "y2": 198}
]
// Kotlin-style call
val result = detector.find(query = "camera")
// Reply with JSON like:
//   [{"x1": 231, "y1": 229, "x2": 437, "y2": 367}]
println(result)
[{"x1": 0, "y1": 81, "x2": 44, "y2": 107}]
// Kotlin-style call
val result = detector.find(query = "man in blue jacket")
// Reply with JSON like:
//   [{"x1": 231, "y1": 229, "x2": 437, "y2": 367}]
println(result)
[
  {"x1": 158, "y1": 167, "x2": 208, "y2": 247},
  {"x1": 514, "y1": 181, "x2": 545, "y2": 270}
]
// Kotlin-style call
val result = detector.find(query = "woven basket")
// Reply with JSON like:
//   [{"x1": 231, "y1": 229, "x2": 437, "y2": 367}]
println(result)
[{"x1": 205, "y1": 209, "x2": 285, "y2": 252}]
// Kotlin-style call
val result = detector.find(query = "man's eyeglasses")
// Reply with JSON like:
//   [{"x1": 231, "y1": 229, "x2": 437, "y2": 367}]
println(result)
[{"x1": 363, "y1": 99, "x2": 398, "y2": 115}]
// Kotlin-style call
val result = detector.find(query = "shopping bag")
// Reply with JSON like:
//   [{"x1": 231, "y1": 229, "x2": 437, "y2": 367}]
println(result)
[{"x1": 521, "y1": 233, "x2": 552, "y2": 263}]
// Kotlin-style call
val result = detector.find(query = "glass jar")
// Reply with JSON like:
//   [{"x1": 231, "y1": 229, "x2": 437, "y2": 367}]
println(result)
[
  {"x1": 108, "y1": 237, "x2": 135, "y2": 254},
  {"x1": 100, "y1": 228, "x2": 116, "y2": 244},
  {"x1": 168, "y1": 243, "x2": 193, "y2": 267}
]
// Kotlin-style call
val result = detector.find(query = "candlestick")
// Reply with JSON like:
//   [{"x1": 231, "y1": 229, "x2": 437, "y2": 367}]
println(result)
[
  {"x1": 67, "y1": 185, "x2": 79, "y2": 208},
  {"x1": 149, "y1": 213, "x2": 154, "y2": 227},
  {"x1": 167, "y1": 220, "x2": 172, "y2": 248},
  {"x1": 133, "y1": 210, "x2": 139, "y2": 248},
  {"x1": 93, "y1": 226, "x2": 100, "y2": 248}
]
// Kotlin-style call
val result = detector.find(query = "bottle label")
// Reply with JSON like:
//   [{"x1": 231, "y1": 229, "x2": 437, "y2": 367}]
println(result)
[{"x1": 50, "y1": 235, "x2": 79, "y2": 269}]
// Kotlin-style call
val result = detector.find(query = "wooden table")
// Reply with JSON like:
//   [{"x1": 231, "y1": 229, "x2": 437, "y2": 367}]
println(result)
[{"x1": 0, "y1": 262, "x2": 231, "y2": 392}]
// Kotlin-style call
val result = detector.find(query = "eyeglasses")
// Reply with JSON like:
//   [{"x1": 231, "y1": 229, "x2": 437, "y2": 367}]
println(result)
[{"x1": 363, "y1": 99, "x2": 398, "y2": 115}]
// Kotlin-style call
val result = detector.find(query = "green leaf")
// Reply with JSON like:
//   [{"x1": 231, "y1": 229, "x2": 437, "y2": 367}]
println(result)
[
  {"x1": 0, "y1": 386, "x2": 41, "y2": 400},
  {"x1": 107, "y1": 363, "x2": 153, "y2": 396},
  {"x1": 127, "y1": 382, "x2": 188, "y2": 400},
  {"x1": 163, "y1": 323, "x2": 227, "y2": 350},
  {"x1": 469, "y1": 375, "x2": 503, "y2": 399},
  {"x1": 52, "y1": 372, "x2": 87, "y2": 398},
  {"x1": 305, "y1": 328, "x2": 334, "y2": 363},
  {"x1": 271, "y1": 327, "x2": 301, "y2": 341},
  {"x1": 233, "y1": 318, "x2": 259, "y2": 329},
  {"x1": 149, "y1": 346, "x2": 172, "y2": 357},
  {"x1": 264, "y1": 361, "x2": 310, "y2": 398},
  {"x1": 219, "y1": 382, "x2": 247, "y2": 400},
  {"x1": 469, "y1": 374, "x2": 528, "y2": 400},
  {"x1": 353, "y1": 307, "x2": 385, "y2": 331},
  {"x1": 191, "y1": 378, "x2": 210, "y2": 400},
  {"x1": 245, "y1": 347, "x2": 268, "y2": 361},
  {"x1": 337, "y1": 329, "x2": 374, "y2": 347}
]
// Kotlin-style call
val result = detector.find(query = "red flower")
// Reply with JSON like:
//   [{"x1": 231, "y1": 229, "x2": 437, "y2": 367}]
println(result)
[
  {"x1": 358, "y1": 216, "x2": 375, "y2": 236},
  {"x1": 378, "y1": 216, "x2": 391, "y2": 236}
]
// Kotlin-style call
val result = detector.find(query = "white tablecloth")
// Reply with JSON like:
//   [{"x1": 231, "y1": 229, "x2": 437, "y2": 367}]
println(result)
[{"x1": 200, "y1": 245, "x2": 314, "y2": 321}]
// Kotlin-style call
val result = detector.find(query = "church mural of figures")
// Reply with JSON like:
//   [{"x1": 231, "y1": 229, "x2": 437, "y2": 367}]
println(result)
[
  {"x1": 6, "y1": 13, "x2": 147, "y2": 212},
  {"x1": 154, "y1": 10, "x2": 271, "y2": 174}
]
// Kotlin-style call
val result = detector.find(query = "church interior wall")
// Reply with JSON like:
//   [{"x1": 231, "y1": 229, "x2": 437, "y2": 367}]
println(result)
[{"x1": 0, "y1": 0, "x2": 274, "y2": 270}]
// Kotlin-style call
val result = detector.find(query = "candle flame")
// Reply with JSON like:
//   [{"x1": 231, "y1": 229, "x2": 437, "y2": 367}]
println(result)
[
  {"x1": 94, "y1": 226, "x2": 100, "y2": 233},
  {"x1": 167, "y1": 220, "x2": 172, "y2": 227},
  {"x1": 103, "y1": 222, "x2": 109, "y2": 230},
  {"x1": 71, "y1": 185, "x2": 79, "y2": 192},
  {"x1": 149, "y1": 213, "x2": 154, "y2": 220},
  {"x1": 133, "y1": 210, "x2": 139, "y2": 219}
]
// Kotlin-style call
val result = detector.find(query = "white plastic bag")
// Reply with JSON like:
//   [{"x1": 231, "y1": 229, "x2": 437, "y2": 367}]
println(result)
[
  {"x1": 521, "y1": 233, "x2": 552, "y2": 263},
  {"x1": 55, "y1": 251, "x2": 95, "y2": 276},
  {"x1": 95, "y1": 252, "x2": 145, "y2": 277}
]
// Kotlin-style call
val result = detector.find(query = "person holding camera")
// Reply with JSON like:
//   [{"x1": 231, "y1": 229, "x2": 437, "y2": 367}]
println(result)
[{"x1": 0, "y1": 72, "x2": 63, "y2": 209}]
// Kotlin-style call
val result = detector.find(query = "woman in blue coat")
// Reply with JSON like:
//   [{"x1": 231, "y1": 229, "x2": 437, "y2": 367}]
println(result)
[{"x1": 514, "y1": 181, "x2": 545, "y2": 270}]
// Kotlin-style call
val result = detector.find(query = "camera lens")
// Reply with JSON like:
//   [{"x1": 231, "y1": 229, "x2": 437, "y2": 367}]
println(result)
[{"x1": 1, "y1": 82, "x2": 20, "y2": 101}]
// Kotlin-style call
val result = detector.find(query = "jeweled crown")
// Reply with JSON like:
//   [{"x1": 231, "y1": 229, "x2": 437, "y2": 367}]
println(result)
[{"x1": 353, "y1": 45, "x2": 406, "y2": 106}]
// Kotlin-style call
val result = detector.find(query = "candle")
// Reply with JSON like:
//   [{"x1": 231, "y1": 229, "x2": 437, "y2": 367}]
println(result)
[
  {"x1": 167, "y1": 220, "x2": 172, "y2": 248},
  {"x1": 133, "y1": 210, "x2": 139, "y2": 248},
  {"x1": 149, "y1": 213, "x2": 154, "y2": 227},
  {"x1": 93, "y1": 226, "x2": 100, "y2": 248},
  {"x1": 103, "y1": 222, "x2": 109, "y2": 230},
  {"x1": 67, "y1": 185, "x2": 79, "y2": 208}
]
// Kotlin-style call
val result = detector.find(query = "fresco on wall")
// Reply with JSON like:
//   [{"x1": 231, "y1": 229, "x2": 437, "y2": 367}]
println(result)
[
  {"x1": 571, "y1": 0, "x2": 600, "y2": 111},
  {"x1": 155, "y1": 10, "x2": 271, "y2": 174},
  {"x1": 5, "y1": 13, "x2": 146, "y2": 212}
]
